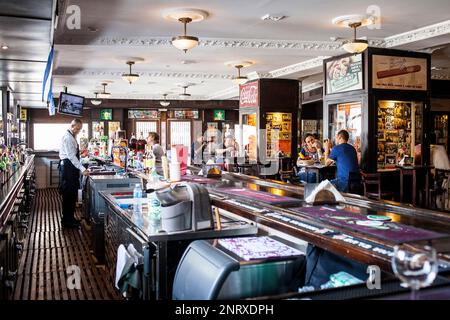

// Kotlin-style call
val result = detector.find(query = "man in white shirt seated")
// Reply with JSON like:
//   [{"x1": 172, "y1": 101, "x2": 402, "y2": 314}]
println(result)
[{"x1": 58, "y1": 119, "x2": 89, "y2": 228}]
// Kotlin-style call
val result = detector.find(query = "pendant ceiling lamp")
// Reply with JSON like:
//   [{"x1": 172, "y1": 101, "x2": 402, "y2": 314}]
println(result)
[
  {"x1": 172, "y1": 17, "x2": 199, "y2": 53},
  {"x1": 163, "y1": 8, "x2": 208, "y2": 53},
  {"x1": 90, "y1": 92, "x2": 102, "y2": 106},
  {"x1": 233, "y1": 65, "x2": 248, "y2": 85},
  {"x1": 160, "y1": 93, "x2": 170, "y2": 107},
  {"x1": 121, "y1": 61, "x2": 139, "y2": 84},
  {"x1": 179, "y1": 86, "x2": 191, "y2": 99},
  {"x1": 98, "y1": 83, "x2": 111, "y2": 98},
  {"x1": 343, "y1": 22, "x2": 368, "y2": 54},
  {"x1": 225, "y1": 60, "x2": 254, "y2": 86}
]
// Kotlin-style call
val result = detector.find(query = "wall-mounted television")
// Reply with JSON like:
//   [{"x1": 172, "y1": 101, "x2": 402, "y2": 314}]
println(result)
[{"x1": 58, "y1": 92, "x2": 84, "y2": 117}]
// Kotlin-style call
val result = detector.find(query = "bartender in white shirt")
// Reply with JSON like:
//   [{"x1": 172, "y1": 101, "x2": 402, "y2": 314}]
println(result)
[{"x1": 58, "y1": 119, "x2": 89, "y2": 228}]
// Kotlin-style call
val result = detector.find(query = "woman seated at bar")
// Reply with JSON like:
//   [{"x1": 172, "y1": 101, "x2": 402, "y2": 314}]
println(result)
[
  {"x1": 324, "y1": 129, "x2": 359, "y2": 193},
  {"x1": 296, "y1": 134, "x2": 324, "y2": 183}
]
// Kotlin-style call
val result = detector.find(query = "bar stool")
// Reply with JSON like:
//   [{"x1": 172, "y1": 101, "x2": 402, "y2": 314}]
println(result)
[
  {"x1": 361, "y1": 172, "x2": 395, "y2": 201},
  {"x1": 399, "y1": 166, "x2": 432, "y2": 207}
]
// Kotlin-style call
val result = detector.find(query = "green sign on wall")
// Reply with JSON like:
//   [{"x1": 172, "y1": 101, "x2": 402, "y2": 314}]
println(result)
[
  {"x1": 100, "y1": 109, "x2": 113, "y2": 120},
  {"x1": 213, "y1": 109, "x2": 225, "y2": 121}
]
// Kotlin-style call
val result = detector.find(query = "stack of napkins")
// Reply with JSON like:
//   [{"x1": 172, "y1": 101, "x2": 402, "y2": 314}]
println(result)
[{"x1": 305, "y1": 180, "x2": 345, "y2": 204}]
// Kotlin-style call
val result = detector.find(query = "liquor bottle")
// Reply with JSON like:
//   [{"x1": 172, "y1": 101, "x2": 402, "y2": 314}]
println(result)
[{"x1": 144, "y1": 145, "x2": 154, "y2": 174}]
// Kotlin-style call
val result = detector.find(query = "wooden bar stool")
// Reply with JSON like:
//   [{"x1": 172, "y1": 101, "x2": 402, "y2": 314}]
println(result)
[
  {"x1": 399, "y1": 166, "x2": 432, "y2": 207},
  {"x1": 361, "y1": 172, "x2": 395, "y2": 201}
]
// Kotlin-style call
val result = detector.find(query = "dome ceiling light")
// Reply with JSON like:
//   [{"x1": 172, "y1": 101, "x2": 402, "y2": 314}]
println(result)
[
  {"x1": 332, "y1": 15, "x2": 373, "y2": 54},
  {"x1": 179, "y1": 86, "x2": 191, "y2": 99},
  {"x1": 98, "y1": 83, "x2": 111, "y2": 98},
  {"x1": 343, "y1": 22, "x2": 368, "y2": 54},
  {"x1": 90, "y1": 92, "x2": 102, "y2": 106},
  {"x1": 121, "y1": 61, "x2": 139, "y2": 84},
  {"x1": 163, "y1": 8, "x2": 208, "y2": 53},
  {"x1": 225, "y1": 60, "x2": 254, "y2": 85},
  {"x1": 160, "y1": 93, "x2": 171, "y2": 107}
]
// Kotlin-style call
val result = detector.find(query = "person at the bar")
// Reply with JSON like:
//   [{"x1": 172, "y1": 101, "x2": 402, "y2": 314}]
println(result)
[
  {"x1": 245, "y1": 135, "x2": 257, "y2": 161},
  {"x1": 58, "y1": 119, "x2": 89, "y2": 228},
  {"x1": 191, "y1": 134, "x2": 206, "y2": 165},
  {"x1": 324, "y1": 129, "x2": 359, "y2": 192},
  {"x1": 296, "y1": 134, "x2": 324, "y2": 183},
  {"x1": 146, "y1": 132, "x2": 165, "y2": 163},
  {"x1": 215, "y1": 135, "x2": 239, "y2": 170},
  {"x1": 216, "y1": 135, "x2": 239, "y2": 159}
]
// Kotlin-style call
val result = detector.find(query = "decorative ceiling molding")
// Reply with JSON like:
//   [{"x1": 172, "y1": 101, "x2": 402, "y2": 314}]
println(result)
[
  {"x1": 91, "y1": 93, "x2": 202, "y2": 100},
  {"x1": 205, "y1": 86, "x2": 239, "y2": 100},
  {"x1": 432, "y1": 73, "x2": 450, "y2": 80},
  {"x1": 268, "y1": 56, "x2": 330, "y2": 78},
  {"x1": 246, "y1": 71, "x2": 273, "y2": 80},
  {"x1": 84, "y1": 36, "x2": 389, "y2": 52},
  {"x1": 384, "y1": 20, "x2": 450, "y2": 48},
  {"x1": 302, "y1": 80, "x2": 324, "y2": 93},
  {"x1": 54, "y1": 68, "x2": 233, "y2": 80}
]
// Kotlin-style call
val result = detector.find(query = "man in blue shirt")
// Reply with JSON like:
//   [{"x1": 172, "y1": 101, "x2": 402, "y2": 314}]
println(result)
[{"x1": 324, "y1": 130, "x2": 359, "y2": 192}]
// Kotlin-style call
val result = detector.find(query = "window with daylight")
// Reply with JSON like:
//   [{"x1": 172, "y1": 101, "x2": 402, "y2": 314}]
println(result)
[
  {"x1": 136, "y1": 121, "x2": 158, "y2": 139},
  {"x1": 33, "y1": 123, "x2": 88, "y2": 150}
]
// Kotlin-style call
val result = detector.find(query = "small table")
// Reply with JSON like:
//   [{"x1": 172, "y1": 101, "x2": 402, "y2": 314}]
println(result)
[
  {"x1": 397, "y1": 165, "x2": 434, "y2": 207},
  {"x1": 297, "y1": 163, "x2": 336, "y2": 183}
]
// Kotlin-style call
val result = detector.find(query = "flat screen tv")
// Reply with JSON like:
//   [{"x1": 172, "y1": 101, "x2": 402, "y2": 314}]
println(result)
[{"x1": 58, "y1": 92, "x2": 84, "y2": 117}]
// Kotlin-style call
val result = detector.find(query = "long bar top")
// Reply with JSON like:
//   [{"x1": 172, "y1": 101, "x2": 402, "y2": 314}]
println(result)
[
  {"x1": 0, "y1": 155, "x2": 34, "y2": 226},
  {"x1": 101, "y1": 164, "x2": 450, "y2": 273},
  {"x1": 179, "y1": 171, "x2": 450, "y2": 273},
  {"x1": 99, "y1": 190, "x2": 258, "y2": 242}
]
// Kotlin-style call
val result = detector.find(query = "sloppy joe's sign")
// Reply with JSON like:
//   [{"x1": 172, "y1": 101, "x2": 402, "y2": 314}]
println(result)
[{"x1": 239, "y1": 81, "x2": 259, "y2": 108}]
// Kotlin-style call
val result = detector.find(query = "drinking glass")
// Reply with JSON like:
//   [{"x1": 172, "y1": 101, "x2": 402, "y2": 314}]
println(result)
[{"x1": 391, "y1": 245, "x2": 438, "y2": 300}]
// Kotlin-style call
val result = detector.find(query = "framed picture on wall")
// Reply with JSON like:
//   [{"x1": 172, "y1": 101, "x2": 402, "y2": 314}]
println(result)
[{"x1": 325, "y1": 53, "x2": 364, "y2": 95}]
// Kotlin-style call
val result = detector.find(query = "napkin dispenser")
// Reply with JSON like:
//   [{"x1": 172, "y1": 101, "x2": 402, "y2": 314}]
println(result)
[{"x1": 155, "y1": 183, "x2": 213, "y2": 232}]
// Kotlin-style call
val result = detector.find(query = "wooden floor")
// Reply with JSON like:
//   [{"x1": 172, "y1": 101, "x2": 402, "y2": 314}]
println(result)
[{"x1": 14, "y1": 188, "x2": 121, "y2": 300}]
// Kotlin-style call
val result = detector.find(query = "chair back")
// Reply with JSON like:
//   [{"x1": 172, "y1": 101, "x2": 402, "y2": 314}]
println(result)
[
  {"x1": 347, "y1": 171, "x2": 363, "y2": 195},
  {"x1": 361, "y1": 172, "x2": 382, "y2": 200}
]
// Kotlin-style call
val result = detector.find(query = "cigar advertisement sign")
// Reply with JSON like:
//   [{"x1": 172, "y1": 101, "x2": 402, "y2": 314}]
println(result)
[
  {"x1": 326, "y1": 54, "x2": 363, "y2": 95},
  {"x1": 372, "y1": 55, "x2": 428, "y2": 91},
  {"x1": 239, "y1": 81, "x2": 259, "y2": 108}
]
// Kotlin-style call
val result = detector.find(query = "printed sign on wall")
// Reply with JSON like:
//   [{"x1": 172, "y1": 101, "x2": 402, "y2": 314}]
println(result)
[{"x1": 372, "y1": 55, "x2": 428, "y2": 91}]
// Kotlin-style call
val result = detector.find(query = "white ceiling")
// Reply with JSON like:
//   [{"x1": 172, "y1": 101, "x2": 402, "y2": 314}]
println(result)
[
  {"x1": 3, "y1": 0, "x2": 450, "y2": 108},
  {"x1": 0, "y1": 0, "x2": 53, "y2": 108}
]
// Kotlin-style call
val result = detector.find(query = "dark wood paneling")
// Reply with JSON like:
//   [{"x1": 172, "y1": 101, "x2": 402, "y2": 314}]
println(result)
[
  {"x1": 301, "y1": 100, "x2": 323, "y2": 120},
  {"x1": 431, "y1": 80, "x2": 450, "y2": 99}
]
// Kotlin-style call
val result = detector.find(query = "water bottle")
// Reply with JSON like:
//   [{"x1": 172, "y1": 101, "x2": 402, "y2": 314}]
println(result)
[
  {"x1": 147, "y1": 192, "x2": 161, "y2": 225},
  {"x1": 133, "y1": 183, "x2": 142, "y2": 216}
]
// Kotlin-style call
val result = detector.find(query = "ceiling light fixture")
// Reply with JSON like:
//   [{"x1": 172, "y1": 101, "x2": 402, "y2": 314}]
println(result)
[
  {"x1": 90, "y1": 92, "x2": 102, "y2": 106},
  {"x1": 98, "y1": 83, "x2": 111, "y2": 98},
  {"x1": 225, "y1": 60, "x2": 254, "y2": 85},
  {"x1": 1, "y1": 44, "x2": 9, "y2": 50},
  {"x1": 233, "y1": 65, "x2": 248, "y2": 85},
  {"x1": 179, "y1": 86, "x2": 191, "y2": 99},
  {"x1": 121, "y1": 61, "x2": 139, "y2": 84},
  {"x1": 160, "y1": 93, "x2": 171, "y2": 107},
  {"x1": 172, "y1": 17, "x2": 199, "y2": 53},
  {"x1": 342, "y1": 22, "x2": 368, "y2": 53}
]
